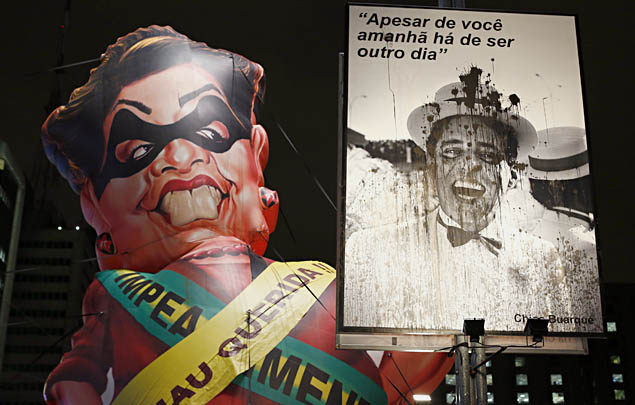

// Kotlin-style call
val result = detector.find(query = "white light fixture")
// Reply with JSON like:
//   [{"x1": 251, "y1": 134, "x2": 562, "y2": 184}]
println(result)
[
  {"x1": 75, "y1": 226, "x2": 80, "y2": 231},
  {"x1": 413, "y1": 394, "x2": 431, "y2": 402},
  {"x1": 57, "y1": 226, "x2": 62, "y2": 231}
]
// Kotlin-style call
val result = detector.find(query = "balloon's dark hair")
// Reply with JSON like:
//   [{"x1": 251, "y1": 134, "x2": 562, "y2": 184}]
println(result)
[{"x1": 42, "y1": 25, "x2": 266, "y2": 193}]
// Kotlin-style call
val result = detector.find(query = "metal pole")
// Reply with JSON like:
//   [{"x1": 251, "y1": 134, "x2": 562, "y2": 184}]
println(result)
[
  {"x1": 455, "y1": 335, "x2": 471, "y2": 405},
  {"x1": 473, "y1": 339, "x2": 487, "y2": 405},
  {"x1": 0, "y1": 142, "x2": 26, "y2": 373}
]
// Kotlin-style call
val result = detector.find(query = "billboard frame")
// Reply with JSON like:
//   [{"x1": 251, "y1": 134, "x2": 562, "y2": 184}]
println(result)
[{"x1": 336, "y1": 2, "x2": 606, "y2": 351}]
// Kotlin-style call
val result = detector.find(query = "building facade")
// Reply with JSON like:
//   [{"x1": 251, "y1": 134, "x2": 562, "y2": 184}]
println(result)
[
  {"x1": 0, "y1": 229, "x2": 98, "y2": 405},
  {"x1": 431, "y1": 283, "x2": 633, "y2": 405}
]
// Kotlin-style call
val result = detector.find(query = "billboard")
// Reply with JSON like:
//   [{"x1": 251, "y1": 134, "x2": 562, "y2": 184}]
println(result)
[{"x1": 339, "y1": 4, "x2": 602, "y2": 337}]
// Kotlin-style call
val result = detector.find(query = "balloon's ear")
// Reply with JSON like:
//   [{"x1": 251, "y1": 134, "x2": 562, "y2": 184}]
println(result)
[
  {"x1": 251, "y1": 124, "x2": 269, "y2": 187},
  {"x1": 79, "y1": 182, "x2": 110, "y2": 234},
  {"x1": 250, "y1": 125, "x2": 278, "y2": 252},
  {"x1": 80, "y1": 183, "x2": 122, "y2": 269}
]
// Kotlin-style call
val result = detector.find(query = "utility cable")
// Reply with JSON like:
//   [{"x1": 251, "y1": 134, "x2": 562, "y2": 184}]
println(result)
[
  {"x1": 273, "y1": 121, "x2": 336, "y2": 212},
  {"x1": 388, "y1": 352, "x2": 415, "y2": 397},
  {"x1": 360, "y1": 351, "x2": 410, "y2": 405},
  {"x1": 266, "y1": 238, "x2": 336, "y2": 322},
  {"x1": 8, "y1": 312, "x2": 104, "y2": 326}
]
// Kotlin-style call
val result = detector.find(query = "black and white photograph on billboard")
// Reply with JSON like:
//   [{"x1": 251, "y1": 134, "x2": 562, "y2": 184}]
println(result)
[{"x1": 342, "y1": 4, "x2": 602, "y2": 334}]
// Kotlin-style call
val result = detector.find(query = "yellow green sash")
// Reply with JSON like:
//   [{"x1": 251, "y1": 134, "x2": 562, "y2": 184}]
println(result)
[{"x1": 96, "y1": 261, "x2": 385, "y2": 404}]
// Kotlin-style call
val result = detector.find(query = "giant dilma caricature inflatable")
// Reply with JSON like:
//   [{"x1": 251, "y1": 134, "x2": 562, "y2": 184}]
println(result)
[{"x1": 41, "y1": 26, "x2": 453, "y2": 404}]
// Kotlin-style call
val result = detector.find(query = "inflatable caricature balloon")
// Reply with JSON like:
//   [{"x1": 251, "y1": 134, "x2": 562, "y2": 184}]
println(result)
[{"x1": 41, "y1": 26, "x2": 453, "y2": 404}]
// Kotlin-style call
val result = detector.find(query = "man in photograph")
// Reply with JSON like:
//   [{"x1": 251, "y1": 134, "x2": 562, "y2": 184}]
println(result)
[
  {"x1": 406, "y1": 68, "x2": 538, "y2": 255},
  {"x1": 402, "y1": 68, "x2": 575, "y2": 331},
  {"x1": 525, "y1": 126, "x2": 600, "y2": 320},
  {"x1": 526, "y1": 126, "x2": 595, "y2": 247}
]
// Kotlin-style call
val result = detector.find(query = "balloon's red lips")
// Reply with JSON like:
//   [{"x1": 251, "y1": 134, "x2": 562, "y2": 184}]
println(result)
[{"x1": 155, "y1": 175, "x2": 228, "y2": 226}]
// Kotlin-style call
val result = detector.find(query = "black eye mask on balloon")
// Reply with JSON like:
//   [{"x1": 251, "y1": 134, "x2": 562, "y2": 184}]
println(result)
[{"x1": 93, "y1": 96, "x2": 251, "y2": 199}]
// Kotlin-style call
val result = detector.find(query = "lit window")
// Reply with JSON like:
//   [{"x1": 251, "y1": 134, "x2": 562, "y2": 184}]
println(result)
[
  {"x1": 487, "y1": 374, "x2": 493, "y2": 385},
  {"x1": 612, "y1": 374, "x2": 624, "y2": 383},
  {"x1": 610, "y1": 355, "x2": 621, "y2": 365},
  {"x1": 607, "y1": 322, "x2": 617, "y2": 332},
  {"x1": 487, "y1": 392, "x2": 494, "y2": 404},
  {"x1": 517, "y1": 392, "x2": 530, "y2": 404},
  {"x1": 550, "y1": 374, "x2": 563, "y2": 385},
  {"x1": 552, "y1": 392, "x2": 565, "y2": 404},
  {"x1": 486, "y1": 360, "x2": 492, "y2": 367},
  {"x1": 516, "y1": 374, "x2": 528, "y2": 386},
  {"x1": 614, "y1": 389, "x2": 626, "y2": 400},
  {"x1": 515, "y1": 357, "x2": 526, "y2": 368},
  {"x1": 445, "y1": 374, "x2": 456, "y2": 385},
  {"x1": 446, "y1": 392, "x2": 456, "y2": 404}
]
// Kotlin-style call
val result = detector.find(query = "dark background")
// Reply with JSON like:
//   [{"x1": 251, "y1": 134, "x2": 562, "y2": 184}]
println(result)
[{"x1": 1, "y1": 0, "x2": 632, "y2": 282}]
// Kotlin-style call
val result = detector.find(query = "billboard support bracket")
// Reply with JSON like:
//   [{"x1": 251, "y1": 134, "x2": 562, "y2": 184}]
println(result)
[
  {"x1": 454, "y1": 335, "x2": 472, "y2": 404},
  {"x1": 454, "y1": 334, "x2": 489, "y2": 405},
  {"x1": 473, "y1": 339, "x2": 487, "y2": 405}
]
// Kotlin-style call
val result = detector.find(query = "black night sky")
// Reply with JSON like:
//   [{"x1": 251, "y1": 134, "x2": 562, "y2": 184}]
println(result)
[{"x1": 1, "y1": 0, "x2": 633, "y2": 283}]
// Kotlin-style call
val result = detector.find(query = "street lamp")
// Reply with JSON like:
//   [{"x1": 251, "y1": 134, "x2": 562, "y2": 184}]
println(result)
[{"x1": 413, "y1": 394, "x2": 431, "y2": 402}]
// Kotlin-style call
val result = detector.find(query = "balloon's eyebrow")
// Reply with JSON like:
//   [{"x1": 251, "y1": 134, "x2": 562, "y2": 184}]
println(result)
[
  {"x1": 114, "y1": 99, "x2": 152, "y2": 115},
  {"x1": 179, "y1": 84, "x2": 220, "y2": 107}
]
